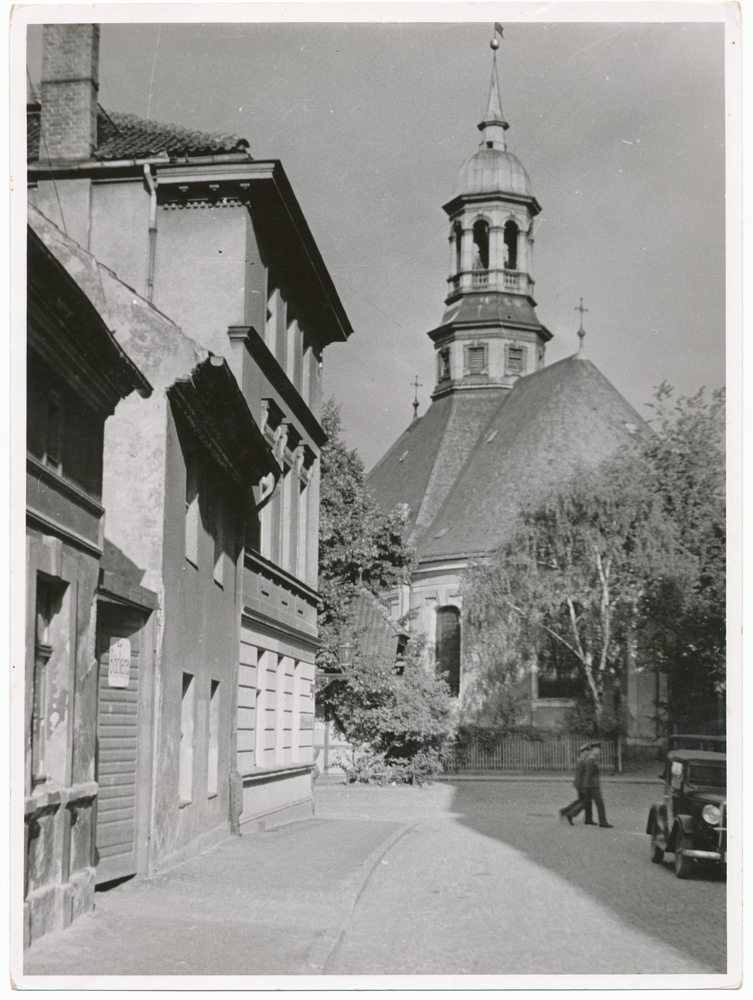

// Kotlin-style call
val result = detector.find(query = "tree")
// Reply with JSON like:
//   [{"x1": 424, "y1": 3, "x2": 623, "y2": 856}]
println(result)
[
  {"x1": 639, "y1": 385, "x2": 726, "y2": 733},
  {"x1": 316, "y1": 400, "x2": 456, "y2": 777},
  {"x1": 463, "y1": 384, "x2": 726, "y2": 736},
  {"x1": 317, "y1": 399, "x2": 414, "y2": 673},
  {"x1": 325, "y1": 632, "x2": 456, "y2": 776},
  {"x1": 464, "y1": 453, "x2": 686, "y2": 729}
]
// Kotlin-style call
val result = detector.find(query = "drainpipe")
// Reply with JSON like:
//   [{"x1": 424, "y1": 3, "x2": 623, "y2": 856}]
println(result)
[{"x1": 143, "y1": 164, "x2": 157, "y2": 302}]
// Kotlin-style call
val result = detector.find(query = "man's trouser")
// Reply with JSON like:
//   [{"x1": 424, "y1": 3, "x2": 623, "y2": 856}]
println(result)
[{"x1": 565, "y1": 790, "x2": 593, "y2": 824}]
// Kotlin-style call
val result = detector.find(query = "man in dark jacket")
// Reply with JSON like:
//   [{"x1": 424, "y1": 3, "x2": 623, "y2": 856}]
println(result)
[
  {"x1": 580, "y1": 744, "x2": 613, "y2": 828},
  {"x1": 560, "y1": 744, "x2": 595, "y2": 825}
]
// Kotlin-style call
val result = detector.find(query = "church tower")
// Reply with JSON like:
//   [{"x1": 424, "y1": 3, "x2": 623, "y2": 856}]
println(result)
[{"x1": 430, "y1": 49, "x2": 551, "y2": 399}]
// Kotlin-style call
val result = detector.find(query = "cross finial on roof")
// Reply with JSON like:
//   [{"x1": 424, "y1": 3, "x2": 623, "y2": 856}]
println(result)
[
  {"x1": 411, "y1": 375, "x2": 423, "y2": 422},
  {"x1": 575, "y1": 297, "x2": 588, "y2": 356}
]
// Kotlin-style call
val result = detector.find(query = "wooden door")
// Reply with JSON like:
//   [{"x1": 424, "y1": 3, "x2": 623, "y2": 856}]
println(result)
[{"x1": 94, "y1": 604, "x2": 143, "y2": 884}]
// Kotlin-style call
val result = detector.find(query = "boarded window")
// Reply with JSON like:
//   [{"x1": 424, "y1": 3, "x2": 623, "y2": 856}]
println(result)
[{"x1": 436, "y1": 606, "x2": 461, "y2": 697}]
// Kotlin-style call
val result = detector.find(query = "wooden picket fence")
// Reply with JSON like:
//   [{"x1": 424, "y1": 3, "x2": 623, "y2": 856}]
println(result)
[{"x1": 444, "y1": 736, "x2": 620, "y2": 774}]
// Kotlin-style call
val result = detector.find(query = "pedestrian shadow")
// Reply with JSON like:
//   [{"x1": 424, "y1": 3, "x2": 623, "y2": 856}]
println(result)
[{"x1": 442, "y1": 780, "x2": 726, "y2": 974}]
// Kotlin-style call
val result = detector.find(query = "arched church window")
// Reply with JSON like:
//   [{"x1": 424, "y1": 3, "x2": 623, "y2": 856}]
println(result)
[
  {"x1": 438, "y1": 348, "x2": 450, "y2": 382},
  {"x1": 472, "y1": 220, "x2": 490, "y2": 270},
  {"x1": 503, "y1": 221, "x2": 519, "y2": 270},
  {"x1": 435, "y1": 606, "x2": 461, "y2": 697}
]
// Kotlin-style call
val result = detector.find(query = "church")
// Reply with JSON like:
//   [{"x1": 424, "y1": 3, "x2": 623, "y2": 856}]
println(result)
[{"x1": 366, "y1": 44, "x2": 658, "y2": 745}]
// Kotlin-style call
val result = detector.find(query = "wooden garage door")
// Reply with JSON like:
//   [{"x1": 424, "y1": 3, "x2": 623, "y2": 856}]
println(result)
[{"x1": 95, "y1": 607, "x2": 142, "y2": 884}]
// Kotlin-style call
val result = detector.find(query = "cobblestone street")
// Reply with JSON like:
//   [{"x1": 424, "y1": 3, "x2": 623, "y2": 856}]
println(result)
[{"x1": 19, "y1": 778, "x2": 732, "y2": 986}]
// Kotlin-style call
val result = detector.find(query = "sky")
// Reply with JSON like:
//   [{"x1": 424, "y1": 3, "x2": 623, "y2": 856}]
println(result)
[{"x1": 26, "y1": 10, "x2": 729, "y2": 470}]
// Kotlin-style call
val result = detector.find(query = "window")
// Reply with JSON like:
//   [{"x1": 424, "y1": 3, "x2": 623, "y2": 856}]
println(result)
[
  {"x1": 185, "y1": 451, "x2": 199, "y2": 567},
  {"x1": 472, "y1": 220, "x2": 489, "y2": 270},
  {"x1": 503, "y1": 221, "x2": 519, "y2": 270},
  {"x1": 31, "y1": 577, "x2": 65, "y2": 787},
  {"x1": 438, "y1": 348, "x2": 450, "y2": 382},
  {"x1": 179, "y1": 672, "x2": 195, "y2": 804},
  {"x1": 207, "y1": 680, "x2": 220, "y2": 797},
  {"x1": 435, "y1": 606, "x2": 461, "y2": 697},
  {"x1": 44, "y1": 397, "x2": 63, "y2": 472},
  {"x1": 265, "y1": 284, "x2": 278, "y2": 353},
  {"x1": 286, "y1": 314, "x2": 298, "y2": 384},
  {"x1": 466, "y1": 344, "x2": 487, "y2": 376},
  {"x1": 212, "y1": 487, "x2": 225, "y2": 587},
  {"x1": 506, "y1": 346, "x2": 525, "y2": 375}
]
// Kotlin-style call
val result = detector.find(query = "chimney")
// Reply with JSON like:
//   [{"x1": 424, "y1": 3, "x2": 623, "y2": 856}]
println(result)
[{"x1": 40, "y1": 24, "x2": 99, "y2": 161}]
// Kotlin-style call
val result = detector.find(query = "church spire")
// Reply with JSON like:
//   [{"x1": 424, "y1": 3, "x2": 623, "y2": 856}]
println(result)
[{"x1": 477, "y1": 27, "x2": 509, "y2": 149}]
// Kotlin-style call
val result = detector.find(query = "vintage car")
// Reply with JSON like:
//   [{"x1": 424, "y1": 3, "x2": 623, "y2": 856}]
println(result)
[{"x1": 647, "y1": 736, "x2": 726, "y2": 879}]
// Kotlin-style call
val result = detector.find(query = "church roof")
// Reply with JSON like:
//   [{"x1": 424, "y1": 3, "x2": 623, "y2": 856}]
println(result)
[
  {"x1": 367, "y1": 389, "x2": 501, "y2": 543},
  {"x1": 367, "y1": 354, "x2": 652, "y2": 562},
  {"x1": 434, "y1": 290, "x2": 551, "y2": 339},
  {"x1": 27, "y1": 104, "x2": 250, "y2": 162}
]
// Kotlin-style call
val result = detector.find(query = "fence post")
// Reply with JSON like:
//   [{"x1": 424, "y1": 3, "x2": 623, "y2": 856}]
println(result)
[{"x1": 617, "y1": 737, "x2": 622, "y2": 774}]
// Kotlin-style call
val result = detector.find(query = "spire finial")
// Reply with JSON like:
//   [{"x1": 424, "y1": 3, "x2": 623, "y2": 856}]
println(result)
[
  {"x1": 478, "y1": 24, "x2": 509, "y2": 144},
  {"x1": 411, "y1": 375, "x2": 423, "y2": 422},
  {"x1": 575, "y1": 297, "x2": 589, "y2": 356}
]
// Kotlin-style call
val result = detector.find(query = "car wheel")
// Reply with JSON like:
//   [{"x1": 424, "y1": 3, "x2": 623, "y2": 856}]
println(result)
[
  {"x1": 674, "y1": 832, "x2": 694, "y2": 879},
  {"x1": 650, "y1": 823, "x2": 665, "y2": 865}
]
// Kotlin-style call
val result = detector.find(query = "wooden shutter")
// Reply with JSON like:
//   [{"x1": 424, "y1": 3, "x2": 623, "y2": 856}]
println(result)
[{"x1": 95, "y1": 607, "x2": 142, "y2": 884}]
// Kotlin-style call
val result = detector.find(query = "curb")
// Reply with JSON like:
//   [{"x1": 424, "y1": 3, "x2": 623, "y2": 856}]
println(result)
[
  {"x1": 437, "y1": 774, "x2": 662, "y2": 785},
  {"x1": 307, "y1": 823, "x2": 413, "y2": 974}
]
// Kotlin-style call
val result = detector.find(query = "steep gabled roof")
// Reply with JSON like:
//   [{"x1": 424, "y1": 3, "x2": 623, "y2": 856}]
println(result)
[
  {"x1": 366, "y1": 390, "x2": 501, "y2": 542},
  {"x1": 28, "y1": 104, "x2": 250, "y2": 162},
  {"x1": 417, "y1": 355, "x2": 652, "y2": 561}
]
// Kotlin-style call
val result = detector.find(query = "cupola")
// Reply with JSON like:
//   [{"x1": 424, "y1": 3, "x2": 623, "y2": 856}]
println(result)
[{"x1": 427, "y1": 31, "x2": 552, "y2": 401}]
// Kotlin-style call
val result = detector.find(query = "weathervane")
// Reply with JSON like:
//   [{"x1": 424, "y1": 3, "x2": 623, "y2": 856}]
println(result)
[
  {"x1": 411, "y1": 375, "x2": 423, "y2": 423},
  {"x1": 575, "y1": 297, "x2": 589, "y2": 355},
  {"x1": 491, "y1": 22, "x2": 504, "y2": 49}
]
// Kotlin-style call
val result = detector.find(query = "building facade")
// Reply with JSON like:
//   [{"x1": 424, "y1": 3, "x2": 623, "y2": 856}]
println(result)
[
  {"x1": 25, "y1": 222, "x2": 152, "y2": 945},
  {"x1": 366, "y1": 52, "x2": 659, "y2": 744},
  {"x1": 27, "y1": 22, "x2": 351, "y2": 883}
]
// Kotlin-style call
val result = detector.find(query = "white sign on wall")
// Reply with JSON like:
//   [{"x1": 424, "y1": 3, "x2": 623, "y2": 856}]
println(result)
[{"x1": 108, "y1": 637, "x2": 131, "y2": 688}]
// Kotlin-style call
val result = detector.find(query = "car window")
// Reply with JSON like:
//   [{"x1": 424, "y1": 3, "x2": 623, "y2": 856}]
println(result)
[{"x1": 686, "y1": 763, "x2": 726, "y2": 788}]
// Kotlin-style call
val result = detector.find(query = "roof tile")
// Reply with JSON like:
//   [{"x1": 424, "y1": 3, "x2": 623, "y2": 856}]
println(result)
[{"x1": 28, "y1": 104, "x2": 250, "y2": 163}]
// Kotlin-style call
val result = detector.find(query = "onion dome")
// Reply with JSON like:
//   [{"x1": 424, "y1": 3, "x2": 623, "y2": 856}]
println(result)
[{"x1": 456, "y1": 147, "x2": 533, "y2": 197}]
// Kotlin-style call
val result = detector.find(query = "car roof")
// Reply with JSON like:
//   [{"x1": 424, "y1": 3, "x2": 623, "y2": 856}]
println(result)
[{"x1": 667, "y1": 750, "x2": 726, "y2": 763}]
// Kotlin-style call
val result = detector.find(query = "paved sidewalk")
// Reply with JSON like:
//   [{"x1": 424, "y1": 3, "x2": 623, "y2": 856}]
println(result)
[{"x1": 20, "y1": 811, "x2": 405, "y2": 981}]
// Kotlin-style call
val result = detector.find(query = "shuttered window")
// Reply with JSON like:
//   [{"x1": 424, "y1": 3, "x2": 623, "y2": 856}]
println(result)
[
  {"x1": 506, "y1": 346, "x2": 525, "y2": 374},
  {"x1": 467, "y1": 345, "x2": 486, "y2": 375}
]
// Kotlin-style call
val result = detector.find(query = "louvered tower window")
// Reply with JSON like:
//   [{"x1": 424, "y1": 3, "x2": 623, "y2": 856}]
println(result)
[
  {"x1": 467, "y1": 344, "x2": 487, "y2": 375},
  {"x1": 506, "y1": 346, "x2": 525, "y2": 375},
  {"x1": 438, "y1": 348, "x2": 450, "y2": 382}
]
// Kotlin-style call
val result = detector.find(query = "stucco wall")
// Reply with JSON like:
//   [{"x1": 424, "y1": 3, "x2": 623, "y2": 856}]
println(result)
[
  {"x1": 154, "y1": 203, "x2": 249, "y2": 355},
  {"x1": 90, "y1": 180, "x2": 151, "y2": 298},
  {"x1": 148, "y1": 408, "x2": 241, "y2": 867}
]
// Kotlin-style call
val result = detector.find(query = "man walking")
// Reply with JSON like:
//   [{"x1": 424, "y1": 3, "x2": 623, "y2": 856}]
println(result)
[
  {"x1": 560, "y1": 743, "x2": 613, "y2": 828},
  {"x1": 559, "y1": 744, "x2": 594, "y2": 825}
]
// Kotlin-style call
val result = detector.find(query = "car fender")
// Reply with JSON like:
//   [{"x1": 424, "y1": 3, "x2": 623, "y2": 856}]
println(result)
[
  {"x1": 646, "y1": 802, "x2": 668, "y2": 837},
  {"x1": 667, "y1": 815, "x2": 694, "y2": 853}
]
